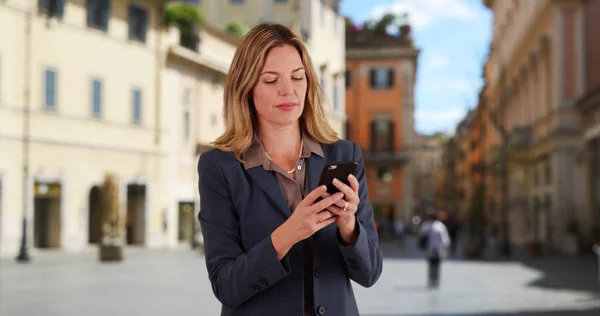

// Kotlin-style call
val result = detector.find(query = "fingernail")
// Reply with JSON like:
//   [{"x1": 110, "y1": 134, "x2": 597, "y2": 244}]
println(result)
[
  {"x1": 321, "y1": 185, "x2": 327, "y2": 190},
  {"x1": 333, "y1": 178, "x2": 340, "y2": 184}
]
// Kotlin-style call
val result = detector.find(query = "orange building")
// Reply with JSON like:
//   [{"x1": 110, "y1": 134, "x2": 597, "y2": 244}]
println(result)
[{"x1": 345, "y1": 23, "x2": 419, "y2": 239}]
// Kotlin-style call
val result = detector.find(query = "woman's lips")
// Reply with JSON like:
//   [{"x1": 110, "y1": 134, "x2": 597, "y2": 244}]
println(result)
[{"x1": 276, "y1": 103, "x2": 298, "y2": 111}]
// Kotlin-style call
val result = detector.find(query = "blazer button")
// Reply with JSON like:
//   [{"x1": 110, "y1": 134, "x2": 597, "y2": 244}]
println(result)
[
  {"x1": 252, "y1": 284, "x2": 261, "y2": 292},
  {"x1": 317, "y1": 306, "x2": 326, "y2": 315},
  {"x1": 314, "y1": 267, "x2": 320, "y2": 277},
  {"x1": 259, "y1": 278, "x2": 269, "y2": 287}
]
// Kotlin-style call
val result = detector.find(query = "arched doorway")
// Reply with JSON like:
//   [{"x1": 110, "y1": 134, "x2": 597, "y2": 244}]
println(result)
[
  {"x1": 126, "y1": 184, "x2": 146, "y2": 245},
  {"x1": 88, "y1": 186, "x2": 103, "y2": 244}
]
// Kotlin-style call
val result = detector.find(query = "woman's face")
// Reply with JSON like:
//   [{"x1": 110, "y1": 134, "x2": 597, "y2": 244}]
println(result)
[{"x1": 252, "y1": 44, "x2": 307, "y2": 129}]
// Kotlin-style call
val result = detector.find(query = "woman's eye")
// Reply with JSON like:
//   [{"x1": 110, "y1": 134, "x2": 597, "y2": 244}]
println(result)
[
  {"x1": 264, "y1": 79, "x2": 276, "y2": 84},
  {"x1": 292, "y1": 77, "x2": 304, "y2": 81}
]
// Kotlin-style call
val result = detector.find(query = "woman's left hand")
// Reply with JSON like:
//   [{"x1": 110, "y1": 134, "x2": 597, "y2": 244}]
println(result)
[{"x1": 322, "y1": 174, "x2": 360, "y2": 245}]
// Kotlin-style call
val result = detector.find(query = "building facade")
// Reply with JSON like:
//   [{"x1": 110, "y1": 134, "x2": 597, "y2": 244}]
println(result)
[
  {"x1": 345, "y1": 23, "x2": 418, "y2": 239},
  {"x1": 483, "y1": 0, "x2": 590, "y2": 254},
  {"x1": 411, "y1": 132, "x2": 444, "y2": 215},
  {"x1": 576, "y1": 0, "x2": 600, "y2": 246},
  {"x1": 0, "y1": 0, "x2": 237, "y2": 258},
  {"x1": 192, "y1": 0, "x2": 347, "y2": 138},
  {"x1": 162, "y1": 23, "x2": 237, "y2": 247}
]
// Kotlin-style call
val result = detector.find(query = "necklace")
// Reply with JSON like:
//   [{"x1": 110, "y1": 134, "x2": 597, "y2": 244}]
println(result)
[{"x1": 264, "y1": 139, "x2": 304, "y2": 174}]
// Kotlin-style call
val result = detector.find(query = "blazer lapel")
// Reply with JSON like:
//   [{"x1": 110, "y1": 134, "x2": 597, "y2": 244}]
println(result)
[
  {"x1": 247, "y1": 167, "x2": 291, "y2": 217},
  {"x1": 307, "y1": 146, "x2": 326, "y2": 192}
]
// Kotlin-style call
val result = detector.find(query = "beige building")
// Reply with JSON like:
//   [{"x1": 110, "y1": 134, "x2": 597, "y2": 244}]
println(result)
[
  {"x1": 193, "y1": 0, "x2": 347, "y2": 138},
  {"x1": 162, "y1": 23, "x2": 237, "y2": 246},
  {"x1": 0, "y1": 0, "x2": 237, "y2": 258},
  {"x1": 483, "y1": 0, "x2": 590, "y2": 254},
  {"x1": 411, "y1": 132, "x2": 444, "y2": 213}
]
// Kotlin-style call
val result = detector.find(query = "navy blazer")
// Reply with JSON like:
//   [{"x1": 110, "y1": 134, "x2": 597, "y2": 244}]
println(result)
[{"x1": 197, "y1": 139, "x2": 383, "y2": 316}]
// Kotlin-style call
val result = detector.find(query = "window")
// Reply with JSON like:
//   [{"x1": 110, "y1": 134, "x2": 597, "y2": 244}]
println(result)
[
  {"x1": 182, "y1": 89, "x2": 192, "y2": 140},
  {"x1": 377, "y1": 167, "x2": 393, "y2": 183},
  {"x1": 91, "y1": 78, "x2": 102, "y2": 117},
  {"x1": 370, "y1": 68, "x2": 394, "y2": 89},
  {"x1": 345, "y1": 69, "x2": 351, "y2": 88},
  {"x1": 183, "y1": 111, "x2": 190, "y2": 139},
  {"x1": 320, "y1": 0, "x2": 325, "y2": 25},
  {"x1": 40, "y1": 0, "x2": 66, "y2": 18},
  {"x1": 230, "y1": 0, "x2": 244, "y2": 4},
  {"x1": 132, "y1": 88, "x2": 142, "y2": 124},
  {"x1": 370, "y1": 119, "x2": 394, "y2": 152},
  {"x1": 333, "y1": 75, "x2": 340, "y2": 112},
  {"x1": 128, "y1": 4, "x2": 148, "y2": 43},
  {"x1": 183, "y1": 0, "x2": 201, "y2": 4},
  {"x1": 44, "y1": 68, "x2": 57, "y2": 110},
  {"x1": 274, "y1": 0, "x2": 288, "y2": 3},
  {"x1": 211, "y1": 113, "x2": 218, "y2": 127},
  {"x1": 87, "y1": 0, "x2": 111, "y2": 31},
  {"x1": 545, "y1": 163, "x2": 551, "y2": 185}
]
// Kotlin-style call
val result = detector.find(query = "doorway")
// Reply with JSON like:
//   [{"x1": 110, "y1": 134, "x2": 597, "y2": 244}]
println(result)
[
  {"x1": 88, "y1": 185, "x2": 103, "y2": 244},
  {"x1": 178, "y1": 202, "x2": 195, "y2": 242},
  {"x1": 33, "y1": 182, "x2": 61, "y2": 248},
  {"x1": 126, "y1": 184, "x2": 146, "y2": 245},
  {"x1": 373, "y1": 203, "x2": 395, "y2": 240}
]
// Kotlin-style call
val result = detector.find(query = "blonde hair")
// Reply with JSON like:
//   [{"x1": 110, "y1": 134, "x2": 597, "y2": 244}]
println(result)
[{"x1": 211, "y1": 23, "x2": 339, "y2": 161}]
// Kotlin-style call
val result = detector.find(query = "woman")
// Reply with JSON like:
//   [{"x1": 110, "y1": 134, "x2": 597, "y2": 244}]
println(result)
[{"x1": 198, "y1": 23, "x2": 382, "y2": 316}]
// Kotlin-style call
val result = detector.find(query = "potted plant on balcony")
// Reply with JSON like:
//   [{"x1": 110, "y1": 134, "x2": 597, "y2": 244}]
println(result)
[
  {"x1": 224, "y1": 20, "x2": 248, "y2": 39},
  {"x1": 164, "y1": 3, "x2": 204, "y2": 51}
]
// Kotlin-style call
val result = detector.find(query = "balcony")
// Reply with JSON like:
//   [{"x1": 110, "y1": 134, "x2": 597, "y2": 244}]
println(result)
[
  {"x1": 362, "y1": 149, "x2": 410, "y2": 166},
  {"x1": 508, "y1": 126, "x2": 532, "y2": 150},
  {"x1": 488, "y1": 145, "x2": 505, "y2": 172}
]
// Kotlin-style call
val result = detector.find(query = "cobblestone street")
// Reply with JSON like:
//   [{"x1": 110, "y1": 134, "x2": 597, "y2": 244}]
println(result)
[{"x1": 1, "y1": 240, "x2": 600, "y2": 316}]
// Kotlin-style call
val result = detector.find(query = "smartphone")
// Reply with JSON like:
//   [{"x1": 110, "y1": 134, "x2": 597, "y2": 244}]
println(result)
[{"x1": 317, "y1": 161, "x2": 358, "y2": 195}]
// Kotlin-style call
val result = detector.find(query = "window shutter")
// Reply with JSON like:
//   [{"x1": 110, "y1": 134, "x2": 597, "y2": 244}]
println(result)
[
  {"x1": 388, "y1": 120, "x2": 395, "y2": 152},
  {"x1": 56, "y1": 0, "x2": 66, "y2": 17},
  {"x1": 140, "y1": 9, "x2": 148, "y2": 42},
  {"x1": 128, "y1": 6, "x2": 135, "y2": 39},
  {"x1": 87, "y1": 0, "x2": 97, "y2": 27},
  {"x1": 101, "y1": 0, "x2": 111, "y2": 31},
  {"x1": 370, "y1": 121, "x2": 377, "y2": 151},
  {"x1": 345, "y1": 69, "x2": 351, "y2": 88},
  {"x1": 387, "y1": 68, "x2": 394, "y2": 88},
  {"x1": 39, "y1": 0, "x2": 49, "y2": 14},
  {"x1": 369, "y1": 69, "x2": 376, "y2": 88}
]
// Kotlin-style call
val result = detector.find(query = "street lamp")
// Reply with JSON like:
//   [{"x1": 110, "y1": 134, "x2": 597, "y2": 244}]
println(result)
[{"x1": 16, "y1": 10, "x2": 33, "y2": 263}]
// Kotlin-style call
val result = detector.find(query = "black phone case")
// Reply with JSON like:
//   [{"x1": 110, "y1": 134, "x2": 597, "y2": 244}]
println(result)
[{"x1": 317, "y1": 161, "x2": 358, "y2": 195}]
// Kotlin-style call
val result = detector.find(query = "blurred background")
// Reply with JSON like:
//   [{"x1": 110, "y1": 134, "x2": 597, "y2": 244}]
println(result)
[{"x1": 1, "y1": 0, "x2": 600, "y2": 315}]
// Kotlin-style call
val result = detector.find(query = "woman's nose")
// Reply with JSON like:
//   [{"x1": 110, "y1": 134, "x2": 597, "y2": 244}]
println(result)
[{"x1": 278, "y1": 79, "x2": 294, "y2": 96}]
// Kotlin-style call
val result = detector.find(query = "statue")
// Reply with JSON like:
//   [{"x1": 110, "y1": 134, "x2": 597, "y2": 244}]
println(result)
[{"x1": 99, "y1": 172, "x2": 125, "y2": 261}]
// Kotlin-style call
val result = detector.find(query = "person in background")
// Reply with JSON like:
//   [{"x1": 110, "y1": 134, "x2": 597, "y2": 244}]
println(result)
[
  {"x1": 393, "y1": 219, "x2": 406, "y2": 246},
  {"x1": 419, "y1": 208, "x2": 450, "y2": 288}
]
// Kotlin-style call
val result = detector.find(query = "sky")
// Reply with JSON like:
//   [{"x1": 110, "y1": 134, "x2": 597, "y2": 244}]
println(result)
[{"x1": 340, "y1": 0, "x2": 493, "y2": 135}]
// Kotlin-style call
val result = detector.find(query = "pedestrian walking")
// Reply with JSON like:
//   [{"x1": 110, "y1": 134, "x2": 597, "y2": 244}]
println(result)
[{"x1": 418, "y1": 208, "x2": 450, "y2": 288}]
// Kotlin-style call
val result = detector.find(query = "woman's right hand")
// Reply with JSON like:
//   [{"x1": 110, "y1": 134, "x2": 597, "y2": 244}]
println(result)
[{"x1": 271, "y1": 185, "x2": 344, "y2": 260}]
